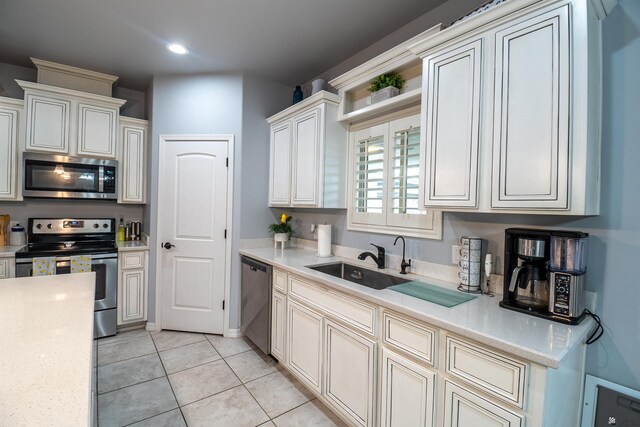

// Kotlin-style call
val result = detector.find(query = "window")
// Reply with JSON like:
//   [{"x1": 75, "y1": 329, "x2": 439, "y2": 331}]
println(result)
[{"x1": 348, "y1": 113, "x2": 442, "y2": 239}]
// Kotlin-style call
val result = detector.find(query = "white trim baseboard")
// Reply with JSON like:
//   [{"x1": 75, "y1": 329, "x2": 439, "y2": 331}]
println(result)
[
  {"x1": 225, "y1": 328, "x2": 243, "y2": 338},
  {"x1": 144, "y1": 322, "x2": 158, "y2": 332}
]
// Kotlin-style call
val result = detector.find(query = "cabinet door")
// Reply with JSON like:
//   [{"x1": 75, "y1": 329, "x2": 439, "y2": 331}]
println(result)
[
  {"x1": 324, "y1": 320, "x2": 376, "y2": 427},
  {"x1": 287, "y1": 300, "x2": 323, "y2": 393},
  {"x1": 491, "y1": 6, "x2": 569, "y2": 209},
  {"x1": 444, "y1": 381, "x2": 523, "y2": 427},
  {"x1": 291, "y1": 107, "x2": 321, "y2": 206},
  {"x1": 0, "y1": 259, "x2": 11, "y2": 279},
  {"x1": 422, "y1": 39, "x2": 482, "y2": 208},
  {"x1": 271, "y1": 291, "x2": 287, "y2": 363},
  {"x1": 119, "y1": 270, "x2": 146, "y2": 324},
  {"x1": 380, "y1": 348, "x2": 435, "y2": 427},
  {"x1": 77, "y1": 103, "x2": 118, "y2": 158},
  {"x1": 119, "y1": 121, "x2": 147, "y2": 203},
  {"x1": 24, "y1": 93, "x2": 70, "y2": 153},
  {"x1": 269, "y1": 121, "x2": 292, "y2": 206},
  {"x1": 0, "y1": 104, "x2": 19, "y2": 199}
]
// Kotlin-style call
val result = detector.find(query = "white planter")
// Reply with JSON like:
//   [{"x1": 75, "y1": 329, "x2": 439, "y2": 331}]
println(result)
[
  {"x1": 371, "y1": 86, "x2": 400, "y2": 104},
  {"x1": 274, "y1": 232, "x2": 289, "y2": 250}
]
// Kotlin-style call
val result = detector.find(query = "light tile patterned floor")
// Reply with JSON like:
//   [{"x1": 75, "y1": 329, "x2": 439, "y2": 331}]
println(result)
[{"x1": 96, "y1": 329, "x2": 346, "y2": 427}]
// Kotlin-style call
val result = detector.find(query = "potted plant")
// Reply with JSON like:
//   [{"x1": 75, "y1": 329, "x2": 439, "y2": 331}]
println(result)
[
  {"x1": 369, "y1": 72, "x2": 405, "y2": 104},
  {"x1": 269, "y1": 213, "x2": 293, "y2": 247}
]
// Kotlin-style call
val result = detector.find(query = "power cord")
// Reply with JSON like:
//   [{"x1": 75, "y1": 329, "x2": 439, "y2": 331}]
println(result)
[{"x1": 584, "y1": 309, "x2": 604, "y2": 345}]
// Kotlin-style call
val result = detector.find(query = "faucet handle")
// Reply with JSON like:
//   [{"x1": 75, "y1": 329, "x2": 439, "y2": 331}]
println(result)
[{"x1": 370, "y1": 243, "x2": 384, "y2": 252}]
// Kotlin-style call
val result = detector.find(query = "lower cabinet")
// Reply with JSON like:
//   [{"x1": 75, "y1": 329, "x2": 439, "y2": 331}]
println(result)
[
  {"x1": 443, "y1": 380, "x2": 523, "y2": 427},
  {"x1": 287, "y1": 299, "x2": 323, "y2": 394},
  {"x1": 271, "y1": 290, "x2": 287, "y2": 362},
  {"x1": 117, "y1": 250, "x2": 148, "y2": 326},
  {"x1": 380, "y1": 348, "x2": 436, "y2": 427},
  {"x1": 0, "y1": 258, "x2": 14, "y2": 279},
  {"x1": 324, "y1": 320, "x2": 376, "y2": 427}
]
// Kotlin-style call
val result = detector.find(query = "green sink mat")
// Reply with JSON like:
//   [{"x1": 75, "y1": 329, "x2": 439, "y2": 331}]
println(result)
[{"x1": 389, "y1": 281, "x2": 476, "y2": 307}]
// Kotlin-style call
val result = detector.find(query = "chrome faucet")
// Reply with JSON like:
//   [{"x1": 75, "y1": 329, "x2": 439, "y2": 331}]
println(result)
[
  {"x1": 393, "y1": 235, "x2": 412, "y2": 275},
  {"x1": 358, "y1": 243, "x2": 385, "y2": 269}
]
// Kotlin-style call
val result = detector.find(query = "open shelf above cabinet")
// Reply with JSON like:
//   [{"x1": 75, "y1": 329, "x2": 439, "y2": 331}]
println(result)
[{"x1": 329, "y1": 24, "x2": 441, "y2": 125}]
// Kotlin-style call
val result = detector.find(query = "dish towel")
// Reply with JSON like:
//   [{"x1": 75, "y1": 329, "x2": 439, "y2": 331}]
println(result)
[
  {"x1": 32, "y1": 257, "x2": 57, "y2": 276},
  {"x1": 70, "y1": 255, "x2": 92, "y2": 273}
]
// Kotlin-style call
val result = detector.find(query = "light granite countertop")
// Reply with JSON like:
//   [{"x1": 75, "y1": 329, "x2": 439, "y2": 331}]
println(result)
[
  {"x1": 0, "y1": 273, "x2": 95, "y2": 426},
  {"x1": 0, "y1": 245, "x2": 25, "y2": 257},
  {"x1": 239, "y1": 246, "x2": 595, "y2": 369},
  {"x1": 116, "y1": 240, "x2": 149, "y2": 251}
]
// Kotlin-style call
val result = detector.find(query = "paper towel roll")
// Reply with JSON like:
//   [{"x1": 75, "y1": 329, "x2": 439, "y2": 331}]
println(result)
[{"x1": 317, "y1": 224, "x2": 332, "y2": 257}]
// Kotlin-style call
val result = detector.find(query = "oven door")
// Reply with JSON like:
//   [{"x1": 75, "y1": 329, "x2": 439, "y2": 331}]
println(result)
[{"x1": 15, "y1": 253, "x2": 118, "y2": 311}]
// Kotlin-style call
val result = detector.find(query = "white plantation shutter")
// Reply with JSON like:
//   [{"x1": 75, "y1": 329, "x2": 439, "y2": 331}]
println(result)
[{"x1": 355, "y1": 135, "x2": 385, "y2": 214}]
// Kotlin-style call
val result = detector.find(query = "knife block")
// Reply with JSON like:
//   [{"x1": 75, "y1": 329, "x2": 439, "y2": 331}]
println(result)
[{"x1": 0, "y1": 214, "x2": 9, "y2": 246}]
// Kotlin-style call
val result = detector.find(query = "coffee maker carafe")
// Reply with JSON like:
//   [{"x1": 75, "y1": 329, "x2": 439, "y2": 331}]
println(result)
[
  {"x1": 508, "y1": 238, "x2": 549, "y2": 310},
  {"x1": 501, "y1": 228, "x2": 588, "y2": 324}
]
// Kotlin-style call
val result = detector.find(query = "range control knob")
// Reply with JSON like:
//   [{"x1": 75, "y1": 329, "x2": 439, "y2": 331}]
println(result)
[
  {"x1": 93, "y1": 223, "x2": 100, "y2": 229},
  {"x1": 36, "y1": 223, "x2": 42, "y2": 229},
  {"x1": 103, "y1": 223, "x2": 109, "y2": 228},
  {"x1": 47, "y1": 224, "x2": 53, "y2": 229}
]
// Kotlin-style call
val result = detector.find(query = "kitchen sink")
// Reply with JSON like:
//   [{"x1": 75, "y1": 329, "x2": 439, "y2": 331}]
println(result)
[{"x1": 307, "y1": 262, "x2": 411, "y2": 290}]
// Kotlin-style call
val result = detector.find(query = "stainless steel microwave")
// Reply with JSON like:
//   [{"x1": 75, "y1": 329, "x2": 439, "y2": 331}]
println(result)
[{"x1": 23, "y1": 153, "x2": 118, "y2": 199}]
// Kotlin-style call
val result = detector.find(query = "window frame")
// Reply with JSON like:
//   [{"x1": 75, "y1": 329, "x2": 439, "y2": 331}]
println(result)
[{"x1": 347, "y1": 111, "x2": 443, "y2": 239}]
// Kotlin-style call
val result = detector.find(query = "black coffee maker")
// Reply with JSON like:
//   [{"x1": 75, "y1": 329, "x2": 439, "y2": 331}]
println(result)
[{"x1": 501, "y1": 228, "x2": 588, "y2": 324}]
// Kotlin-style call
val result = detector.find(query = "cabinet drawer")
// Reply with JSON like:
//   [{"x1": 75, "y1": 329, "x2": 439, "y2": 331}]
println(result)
[
  {"x1": 0, "y1": 258, "x2": 10, "y2": 279},
  {"x1": 446, "y1": 336, "x2": 527, "y2": 408},
  {"x1": 444, "y1": 380, "x2": 523, "y2": 427},
  {"x1": 120, "y1": 251, "x2": 145, "y2": 270},
  {"x1": 289, "y1": 275, "x2": 376, "y2": 335},
  {"x1": 383, "y1": 311, "x2": 436, "y2": 366},
  {"x1": 273, "y1": 269, "x2": 288, "y2": 293}
]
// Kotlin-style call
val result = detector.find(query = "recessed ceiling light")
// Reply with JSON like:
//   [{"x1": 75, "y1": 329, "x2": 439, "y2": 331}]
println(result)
[{"x1": 167, "y1": 43, "x2": 189, "y2": 55}]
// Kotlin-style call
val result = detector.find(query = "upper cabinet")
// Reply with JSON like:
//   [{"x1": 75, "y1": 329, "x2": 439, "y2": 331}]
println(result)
[
  {"x1": 17, "y1": 80, "x2": 126, "y2": 159},
  {"x1": 0, "y1": 97, "x2": 23, "y2": 200},
  {"x1": 119, "y1": 117, "x2": 148, "y2": 204},
  {"x1": 267, "y1": 91, "x2": 347, "y2": 208},
  {"x1": 410, "y1": 0, "x2": 611, "y2": 215}
]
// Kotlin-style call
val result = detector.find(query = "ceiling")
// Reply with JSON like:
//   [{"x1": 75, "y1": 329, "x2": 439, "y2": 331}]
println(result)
[{"x1": 0, "y1": 0, "x2": 451, "y2": 91}]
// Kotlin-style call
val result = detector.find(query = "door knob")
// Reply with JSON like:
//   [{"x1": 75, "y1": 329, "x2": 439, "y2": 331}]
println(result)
[{"x1": 162, "y1": 242, "x2": 175, "y2": 249}]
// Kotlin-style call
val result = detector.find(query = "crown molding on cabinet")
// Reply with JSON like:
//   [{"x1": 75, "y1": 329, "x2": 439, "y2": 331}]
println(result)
[
  {"x1": 31, "y1": 57, "x2": 119, "y2": 97},
  {"x1": 266, "y1": 90, "x2": 340, "y2": 124},
  {"x1": 15, "y1": 80, "x2": 126, "y2": 108}
]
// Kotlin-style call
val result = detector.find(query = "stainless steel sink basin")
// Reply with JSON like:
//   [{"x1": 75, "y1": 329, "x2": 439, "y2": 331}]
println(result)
[{"x1": 307, "y1": 262, "x2": 410, "y2": 290}]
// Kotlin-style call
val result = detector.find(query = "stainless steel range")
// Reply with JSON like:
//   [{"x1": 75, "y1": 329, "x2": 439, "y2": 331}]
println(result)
[{"x1": 15, "y1": 218, "x2": 118, "y2": 338}]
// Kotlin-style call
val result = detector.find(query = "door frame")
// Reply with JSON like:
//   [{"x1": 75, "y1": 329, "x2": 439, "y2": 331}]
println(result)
[{"x1": 154, "y1": 134, "x2": 235, "y2": 336}]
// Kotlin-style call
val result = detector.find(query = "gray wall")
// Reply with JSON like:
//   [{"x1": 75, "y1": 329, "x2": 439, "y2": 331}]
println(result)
[
  {"x1": 289, "y1": 1, "x2": 640, "y2": 390},
  {"x1": 146, "y1": 73, "x2": 290, "y2": 329},
  {"x1": 146, "y1": 73, "x2": 244, "y2": 326}
]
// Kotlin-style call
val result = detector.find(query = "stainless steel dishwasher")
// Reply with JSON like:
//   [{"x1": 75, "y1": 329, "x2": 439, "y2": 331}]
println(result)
[{"x1": 241, "y1": 256, "x2": 272, "y2": 355}]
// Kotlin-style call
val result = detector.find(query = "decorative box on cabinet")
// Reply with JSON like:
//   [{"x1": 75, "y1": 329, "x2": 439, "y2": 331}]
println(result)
[
  {"x1": 267, "y1": 91, "x2": 347, "y2": 208},
  {"x1": 17, "y1": 80, "x2": 125, "y2": 159},
  {"x1": 117, "y1": 250, "x2": 148, "y2": 325},
  {"x1": 410, "y1": 0, "x2": 611, "y2": 215},
  {"x1": 0, "y1": 97, "x2": 23, "y2": 200},
  {"x1": 118, "y1": 117, "x2": 148, "y2": 204}
]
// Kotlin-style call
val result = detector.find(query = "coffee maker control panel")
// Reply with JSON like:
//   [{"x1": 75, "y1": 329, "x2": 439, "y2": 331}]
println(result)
[{"x1": 552, "y1": 273, "x2": 572, "y2": 316}]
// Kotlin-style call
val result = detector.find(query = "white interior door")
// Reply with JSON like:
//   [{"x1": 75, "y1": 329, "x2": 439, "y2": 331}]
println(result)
[{"x1": 159, "y1": 136, "x2": 230, "y2": 334}]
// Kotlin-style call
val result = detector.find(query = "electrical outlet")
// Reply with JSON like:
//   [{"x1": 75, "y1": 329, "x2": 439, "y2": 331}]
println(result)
[{"x1": 452, "y1": 245, "x2": 461, "y2": 264}]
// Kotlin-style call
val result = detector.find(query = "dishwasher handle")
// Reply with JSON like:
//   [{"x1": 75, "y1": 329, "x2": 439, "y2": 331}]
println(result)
[{"x1": 241, "y1": 256, "x2": 270, "y2": 274}]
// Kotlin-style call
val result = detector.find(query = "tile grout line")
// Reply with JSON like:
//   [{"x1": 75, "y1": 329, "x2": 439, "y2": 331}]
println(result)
[{"x1": 150, "y1": 332, "x2": 190, "y2": 426}]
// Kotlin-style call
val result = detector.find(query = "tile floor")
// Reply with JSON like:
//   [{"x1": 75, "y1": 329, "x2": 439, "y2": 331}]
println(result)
[{"x1": 95, "y1": 329, "x2": 347, "y2": 427}]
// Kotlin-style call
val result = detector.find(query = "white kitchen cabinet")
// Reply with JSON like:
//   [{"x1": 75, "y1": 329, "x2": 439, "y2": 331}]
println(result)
[
  {"x1": 324, "y1": 320, "x2": 376, "y2": 427},
  {"x1": 77, "y1": 103, "x2": 118, "y2": 158},
  {"x1": 17, "y1": 80, "x2": 125, "y2": 159},
  {"x1": 491, "y1": 6, "x2": 569, "y2": 209},
  {"x1": 443, "y1": 380, "x2": 523, "y2": 427},
  {"x1": 267, "y1": 91, "x2": 347, "y2": 208},
  {"x1": 410, "y1": 0, "x2": 606, "y2": 215},
  {"x1": 0, "y1": 258, "x2": 14, "y2": 279},
  {"x1": 268, "y1": 121, "x2": 292, "y2": 205},
  {"x1": 0, "y1": 98, "x2": 23, "y2": 200},
  {"x1": 380, "y1": 348, "x2": 435, "y2": 427},
  {"x1": 287, "y1": 299, "x2": 323, "y2": 393},
  {"x1": 117, "y1": 250, "x2": 148, "y2": 325},
  {"x1": 271, "y1": 290, "x2": 287, "y2": 363},
  {"x1": 118, "y1": 117, "x2": 148, "y2": 204},
  {"x1": 421, "y1": 39, "x2": 482, "y2": 208}
]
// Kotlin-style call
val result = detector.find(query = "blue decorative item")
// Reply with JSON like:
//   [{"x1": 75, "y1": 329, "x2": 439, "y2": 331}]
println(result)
[{"x1": 292, "y1": 85, "x2": 303, "y2": 104}]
